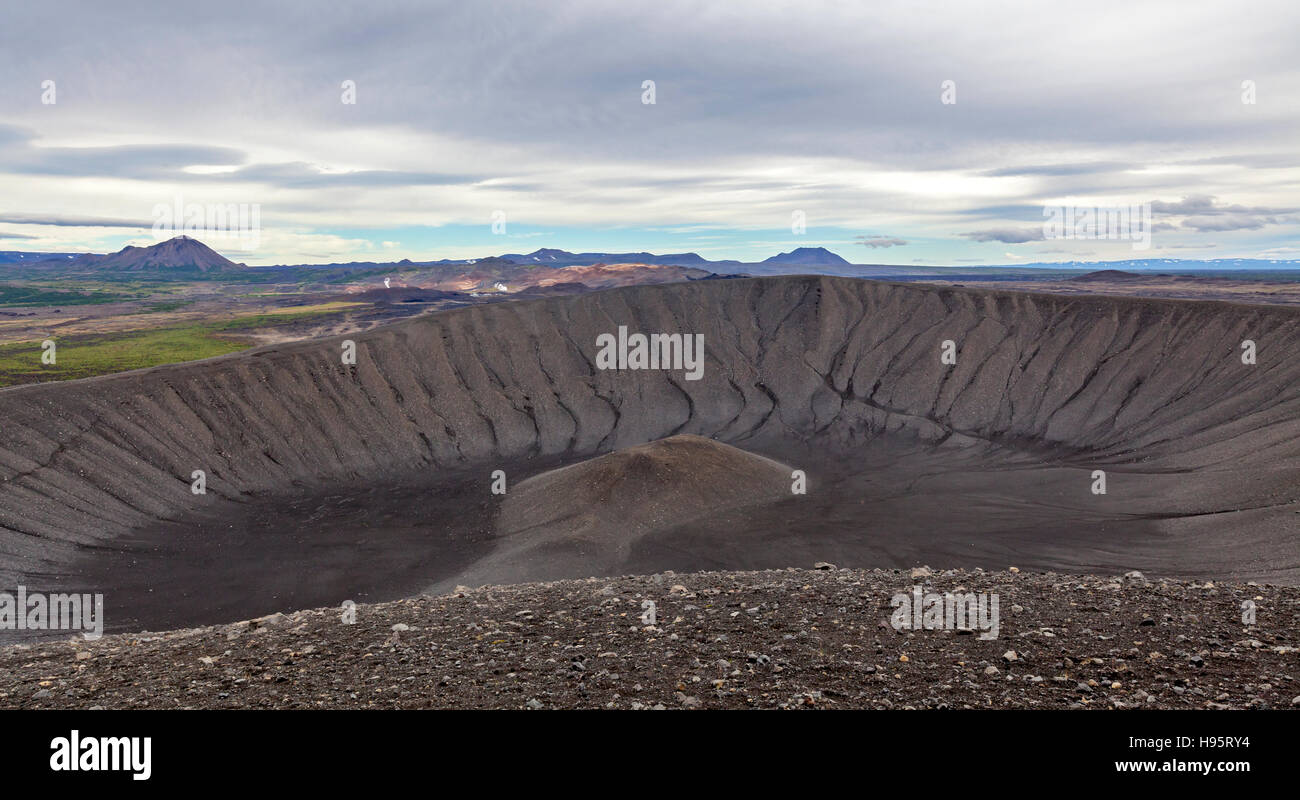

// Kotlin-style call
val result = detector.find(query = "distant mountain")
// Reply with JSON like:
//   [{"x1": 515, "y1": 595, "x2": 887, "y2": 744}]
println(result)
[
  {"x1": 70, "y1": 236, "x2": 243, "y2": 273},
  {"x1": 498, "y1": 248, "x2": 713, "y2": 267},
  {"x1": 500, "y1": 248, "x2": 572, "y2": 264},
  {"x1": 15, "y1": 239, "x2": 1295, "y2": 280},
  {"x1": 761, "y1": 247, "x2": 851, "y2": 266},
  {"x1": 461, "y1": 257, "x2": 522, "y2": 268}
]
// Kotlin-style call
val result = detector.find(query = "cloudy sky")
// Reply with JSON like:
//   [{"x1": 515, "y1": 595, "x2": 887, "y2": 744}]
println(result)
[{"x1": 1, "y1": 0, "x2": 1297, "y2": 265}]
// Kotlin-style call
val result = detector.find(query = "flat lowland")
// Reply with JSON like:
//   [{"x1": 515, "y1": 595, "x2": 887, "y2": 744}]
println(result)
[
  {"x1": 1, "y1": 568, "x2": 1295, "y2": 710},
  {"x1": 0, "y1": 235, "x2": 721, "y2": 387},
  {"x1": 0, "y1": 284, "x2": 415, "y2": 386},
  {"x1": 0, "y1": 261, "x2": 714, "y2": 386},
  {"x1": 968, "y1": 271, "x2": 1300, "y2": 307}
]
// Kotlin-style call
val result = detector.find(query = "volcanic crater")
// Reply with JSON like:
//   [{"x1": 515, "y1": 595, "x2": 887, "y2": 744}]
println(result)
[{"x1": 2, "y1": 275, "x2": 1299, "y2": 636}]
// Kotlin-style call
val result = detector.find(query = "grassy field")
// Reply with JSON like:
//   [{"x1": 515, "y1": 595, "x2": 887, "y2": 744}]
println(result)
[
  {"x1": 0, "y1": 286, "x2": 138, "y2": 307},
  {"x1": 0, "y1": 326, "x2": 247, "y2": 386},
  {"x1": 140, "y1": 299, "x2": 196, "y2": 313},
  {"x1": 214, "y1": 301, "x2": 361, "y2": 329},
  {"x1": 0, "y1": 303, "x2": 362, "y2": 387}
]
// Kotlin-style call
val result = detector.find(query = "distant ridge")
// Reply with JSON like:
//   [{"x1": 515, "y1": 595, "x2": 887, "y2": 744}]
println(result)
[
  {"x1": 0, "y1": 250, "x2": 82, "y2": 264},
  {"x1": 5, "y1": 239, "x2": 1298, "y2": 275},
  {"x1": 497, "y1": 248, "x2": 713, "y2": 267}
]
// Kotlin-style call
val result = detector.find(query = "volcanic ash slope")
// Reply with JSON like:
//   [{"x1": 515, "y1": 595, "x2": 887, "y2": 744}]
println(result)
[{"x1": 455, "y1": 434, "x2": 795, "y2": 587}]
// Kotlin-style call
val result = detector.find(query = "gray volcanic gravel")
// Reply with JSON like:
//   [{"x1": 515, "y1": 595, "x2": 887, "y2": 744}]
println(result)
[{"x1": 2, "y1": 567, "x2": 1296, "y2": 710}]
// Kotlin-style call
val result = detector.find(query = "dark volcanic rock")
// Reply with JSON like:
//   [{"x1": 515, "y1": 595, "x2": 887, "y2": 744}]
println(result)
[{"x1": 2, "y1": 568, "x2": 1295, "y2": 710}]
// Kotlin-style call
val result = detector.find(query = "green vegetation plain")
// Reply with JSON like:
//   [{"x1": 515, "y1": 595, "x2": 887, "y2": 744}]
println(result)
[
  {"x1": 0, "y1": 286, "x2": 139, "y2": 307},
  {"x1": 0, "y1": 305, "x2": 358, "y2": 387}
]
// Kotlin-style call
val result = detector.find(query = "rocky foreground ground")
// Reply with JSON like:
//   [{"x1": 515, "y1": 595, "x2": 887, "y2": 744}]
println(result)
[{"x1": 2, "y1": 567, "x2": 1297, "y2": 710}]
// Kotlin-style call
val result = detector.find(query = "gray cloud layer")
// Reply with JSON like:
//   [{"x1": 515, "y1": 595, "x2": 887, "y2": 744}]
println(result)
[
  {"x1": 0, "y1": 0, "x2": 1296, "y2": 261},
  {"x1": 857, "y1": 235, "x2": 908, "y2": 249},
  {"x1": 962, "y1": 228, "x2": 1045, "y2": 244}
]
